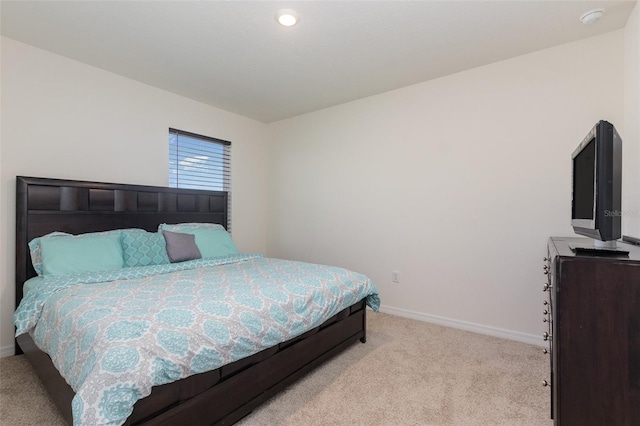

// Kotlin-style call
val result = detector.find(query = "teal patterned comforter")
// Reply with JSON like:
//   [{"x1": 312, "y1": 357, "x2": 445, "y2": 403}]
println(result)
[{"x1": 14, "y1": 254, "x2": 379, "y2": 425}]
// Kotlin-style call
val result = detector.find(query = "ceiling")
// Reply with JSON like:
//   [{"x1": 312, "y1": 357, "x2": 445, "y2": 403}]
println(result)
[{"x1": 1, "y1": 0, "x2": 637, "y2": 123}]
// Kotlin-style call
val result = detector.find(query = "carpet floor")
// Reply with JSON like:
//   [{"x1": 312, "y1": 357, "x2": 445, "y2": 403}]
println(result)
[{"x1": 0, "y1": 312, "x2": 552, "y2": 425}]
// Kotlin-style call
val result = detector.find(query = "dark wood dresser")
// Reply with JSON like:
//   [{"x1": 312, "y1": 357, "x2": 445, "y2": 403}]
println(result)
[{"x1": 544, "y1": 237, "x2": 640, "y2": 426}]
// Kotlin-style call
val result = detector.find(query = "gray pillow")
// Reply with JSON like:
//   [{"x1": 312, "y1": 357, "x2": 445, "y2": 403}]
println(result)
[{"x1": 162, "y1": 230, "x2": 202, "y2": 263}]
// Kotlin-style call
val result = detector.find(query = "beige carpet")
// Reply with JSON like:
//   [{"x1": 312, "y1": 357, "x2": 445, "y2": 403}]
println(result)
[{"x1": 0, "y1": 313, "x2": 552, "y2": 425}]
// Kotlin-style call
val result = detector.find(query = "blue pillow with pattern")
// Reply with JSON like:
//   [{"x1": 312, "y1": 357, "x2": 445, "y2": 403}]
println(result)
[{"x1": 121, "y1": 229, "x2": 170, "y2": 267}]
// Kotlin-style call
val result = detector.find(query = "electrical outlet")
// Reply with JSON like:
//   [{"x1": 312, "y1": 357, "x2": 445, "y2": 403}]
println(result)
[{"x1": 392, "y1": 271, "x2": 400, "y2": 283}]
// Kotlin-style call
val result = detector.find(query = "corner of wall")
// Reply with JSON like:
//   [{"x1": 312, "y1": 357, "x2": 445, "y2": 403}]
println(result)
[{"x1": 623, "y1": 2, "x2": 640, "y2": 236}]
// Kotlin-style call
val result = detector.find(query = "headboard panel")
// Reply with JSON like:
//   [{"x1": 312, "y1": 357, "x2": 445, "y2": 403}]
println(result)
[{"x1": 16, "y1": 176, "x2": 228, "y2": 308}]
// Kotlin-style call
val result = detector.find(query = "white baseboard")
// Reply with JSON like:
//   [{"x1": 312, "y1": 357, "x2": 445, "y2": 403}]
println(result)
[
  {"x1": 378, "y1": 305, "x2": 544, "y2": 347},
  {"x1": 0, "y1": 344, "x2": 15, "y2": 358}
]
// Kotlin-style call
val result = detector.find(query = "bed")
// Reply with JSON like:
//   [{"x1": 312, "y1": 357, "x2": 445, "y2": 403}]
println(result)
[{"x1": 14, "y1": 176, "x2": 379, "y2": 425}]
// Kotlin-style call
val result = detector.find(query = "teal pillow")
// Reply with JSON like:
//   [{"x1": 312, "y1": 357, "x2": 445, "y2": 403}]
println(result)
[
  {"x1": 121, "y1": 230, "x2": 170, "y2": 267},
  {"x1": 40, "y1": 233, "x2": 124, "y2": 276},
  {"x1": 158, "y1": 223, "x2": 238, "y2": 259},
  {"x1": 189, "y1": 228, "x2": 239, "y2": 258},
  {"x1": 158, "y1": 223, "x2": 240, "y2": 258},
  {"x1": 28, "y1": 231, "x2": 71, "y2": 275},
  {"x1": 158, "y1": 223, "x2": 225, "y2": 233}
]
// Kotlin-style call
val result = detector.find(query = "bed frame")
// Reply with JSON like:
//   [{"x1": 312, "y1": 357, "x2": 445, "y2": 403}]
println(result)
[{"x1": 15, "y1": 176, "x2": 367, "y2": 425}]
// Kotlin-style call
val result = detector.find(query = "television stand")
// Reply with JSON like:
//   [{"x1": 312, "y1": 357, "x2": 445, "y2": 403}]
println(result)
[{"x1": 544, "y1": 237, "x2": 640, "y2": 425}]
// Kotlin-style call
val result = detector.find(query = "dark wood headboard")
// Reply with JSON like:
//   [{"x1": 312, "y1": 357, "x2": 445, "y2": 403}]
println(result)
[{"x1": 15, "y1": 176, "x2": 228, "y2": 308}]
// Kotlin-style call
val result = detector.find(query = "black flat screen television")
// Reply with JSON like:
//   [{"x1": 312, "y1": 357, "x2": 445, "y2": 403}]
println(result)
[{"x1": 571, "y1": 120, "x2": 622, "y2": 250}]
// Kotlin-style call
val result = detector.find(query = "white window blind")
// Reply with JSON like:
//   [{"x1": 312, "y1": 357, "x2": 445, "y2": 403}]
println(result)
[{"x1": 169, "y1": 128, "x2": 231, "y2": 229}]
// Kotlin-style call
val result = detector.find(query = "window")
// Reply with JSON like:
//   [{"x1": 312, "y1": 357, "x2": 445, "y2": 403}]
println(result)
[{"x1": 169, "y1": 128, "x2": 231, "y2": 227}]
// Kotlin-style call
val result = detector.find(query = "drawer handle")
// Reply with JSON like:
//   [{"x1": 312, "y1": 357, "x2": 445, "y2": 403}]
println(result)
[{"x1": 543, "y1": 380, "x2": 550, "y2": 387}]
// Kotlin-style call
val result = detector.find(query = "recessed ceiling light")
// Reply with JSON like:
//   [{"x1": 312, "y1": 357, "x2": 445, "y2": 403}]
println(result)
[
  {"x1": 276, "y1": 9, "x2": 299, "y2": 27},
  {"x1": 580, "y1": 8, "x2": 605, "y2": 26}
]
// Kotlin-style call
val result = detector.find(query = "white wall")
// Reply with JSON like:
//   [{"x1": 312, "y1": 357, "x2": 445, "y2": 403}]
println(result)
[
  {"x1": 624, "y1": 3, "x2": 640, "y2": 236},
  {"x1": 266, "y1": 31, "x2": 625, "y2": 344},
  {"x1": 0, "y1": 37, "x2": 269, "y2": 356},
  {"x1": 1, "y1": 16, "x2": 637, "y2": 357}
]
